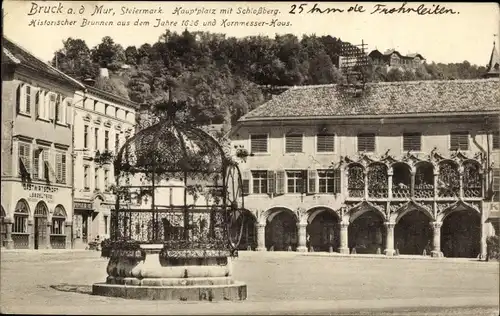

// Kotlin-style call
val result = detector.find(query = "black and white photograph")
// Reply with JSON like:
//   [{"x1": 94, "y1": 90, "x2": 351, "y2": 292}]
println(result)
[{"x1": 1, "y1": 1, "x2": 499, "y2": 315}]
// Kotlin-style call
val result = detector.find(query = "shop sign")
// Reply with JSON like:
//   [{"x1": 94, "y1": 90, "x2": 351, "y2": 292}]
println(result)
[
  {"x1": 23, "y1": 183, "x2": 58, "y2": 203},
  {"x1": 75, "y1": 201, "x2": 93, "y2": 210}
]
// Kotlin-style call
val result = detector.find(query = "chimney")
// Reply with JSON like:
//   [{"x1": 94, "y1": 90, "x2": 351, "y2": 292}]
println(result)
[{"x1": 99, "y1": 67, "x2": 109, "y2": 78}]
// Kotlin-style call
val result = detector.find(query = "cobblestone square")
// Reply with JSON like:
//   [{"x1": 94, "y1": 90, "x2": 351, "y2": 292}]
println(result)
[{"x1": 1, "y1": 251, "x2": 498, "y2": 315}]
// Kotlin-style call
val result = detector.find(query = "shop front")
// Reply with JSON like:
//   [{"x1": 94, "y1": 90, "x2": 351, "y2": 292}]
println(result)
[
  {"x1": 73, "y1": 200, "x2": 94, "y2": 249},
  {"x1": 5, "y1": 182, "x2": 72, "y2": 249}
]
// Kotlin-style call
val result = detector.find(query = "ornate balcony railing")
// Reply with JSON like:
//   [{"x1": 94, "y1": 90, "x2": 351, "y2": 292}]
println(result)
[
  {"x1": 392, "y1": 187, "x2": 411, "y2": 199},
  {"x1": 414, "y1": 184, "x2": 434, "y2": 199}
]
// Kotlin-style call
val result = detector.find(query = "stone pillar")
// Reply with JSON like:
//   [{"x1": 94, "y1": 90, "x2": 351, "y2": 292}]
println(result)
[
  {"x1": 256, "y1": 223, "x2": 266, "y2": 251},
  {"x1": 384, "y1": 222, "x2": 395, "y2": 256},
  {"x1": 433, "y1": 171, "x2": 439, "y2": 198},
  {"x1": 296, "y1": 222, "x2": 307, "y2": 252},
  {"x1": 431, "y1": 221, "x2": 443, "y2": 257},
  {"x1": 339, "y1": 221, "x2": 349, "y2": 254},
  {"x1": 28, "y1": 220, "x2": 34, "y2": 249},
  {"x1": 388, "y1": 169, "x2": 393, "y2": 199},
  {"x1": 46, "y1": 222, "x2": 52, "y2": 249},
  {"x1": 65, "y1": 221, "x2": 73, "y2": 249},
  {"x1": 4, "y1": 218, "x2": 14, "y2": 250}
]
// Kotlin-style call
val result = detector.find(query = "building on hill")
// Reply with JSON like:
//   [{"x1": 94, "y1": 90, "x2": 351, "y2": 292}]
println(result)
[
  {"x1": 368, "y1": 49, "x2": 425, "y2": 70},
  {"x1": 71, "y1": 81, "x2": 137, "y2": 249},
  {"x1": 229, "y1": 78, "x2": 500, "y2": 258},
  {"x1": 1, "y1": 36, "x2": 85, "y2": 249},
  {"x1": 484, "y1": 42, "x2": 500, "y2": 78}
]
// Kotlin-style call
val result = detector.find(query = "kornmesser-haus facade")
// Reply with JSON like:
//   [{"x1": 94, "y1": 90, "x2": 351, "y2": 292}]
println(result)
[
  {"x1": 229, "y1": 78, "x2": 500, "y2": 258},
  {"x1": 1, "y1": 36, "x2": 85, "y2": 249}
]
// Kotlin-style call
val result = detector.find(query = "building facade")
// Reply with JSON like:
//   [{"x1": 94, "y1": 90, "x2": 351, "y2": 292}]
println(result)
[
  {"x1": 71, "y1": 84, "x2": 136, "y2": 249},
  {"x1": 368, "y1": 49, "x2": 425, "y2": 70},
  {"x1": 1, "y1": 37, "x2": 84, "y2": 249},
  {"x1": 230, "y1": 79, "x2": 500, "y2": 258}
]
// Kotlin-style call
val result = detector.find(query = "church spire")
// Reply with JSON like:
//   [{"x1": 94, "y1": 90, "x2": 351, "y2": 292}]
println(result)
[{"x1": 485, "y1": 38, "x2": 500, "y2": 78}]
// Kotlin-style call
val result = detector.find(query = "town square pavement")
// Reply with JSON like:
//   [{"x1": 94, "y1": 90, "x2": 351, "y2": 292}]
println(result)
[{"x1": 1, "y1": 250, "x2": 498, "y2": 315}]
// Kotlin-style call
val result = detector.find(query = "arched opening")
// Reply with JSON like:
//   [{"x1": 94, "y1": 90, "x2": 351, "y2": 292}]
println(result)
[
  {"x1": 13, "y1": 200, "x2": 30, "y2": 249},
  {"x1": 51, "y1": 205, "x2": 67, "y2": 249},
  {"x1": 1, "y1": 206, "x2": 6, "y2": 248},
  {"x1": 347, "y1": 164, "x2": 364, "y2": 198},
  {"x1": 368, "y1": 163, "x2": 388, "y2": 198},
  {"x1": 349, "y1": 209, "x2": 385, "y2": 254},
  {"x1": 415, "y1": 162, "x2": 434, "y2": 198},
  {"x1": 392, "y1": 163, "x2": 411, "y2": 198},
  {"x1": 441, "y1": 209, "x2": 481, "y2": 258},
  {"x1": 34, "y1": 201, "x2": 49, "y2": 250},
  {"x1": 265, "y1": 209, "x2": 298, "y2": 251},
  {"x1": 230, "y1": 210, "x2": 257, "y2": 251},
  {"x1": 438, "y1": 161, "x2": 460, "y2": 198},
  {"x1": 394, "y1": 210, "x2": 432, "y2": 255},
  {"x1": 307, "y1": 209, "x2": 339, "y2": 252},
  {"x1": 463, "y1": 161, "x2": 482, "y2": 198}
]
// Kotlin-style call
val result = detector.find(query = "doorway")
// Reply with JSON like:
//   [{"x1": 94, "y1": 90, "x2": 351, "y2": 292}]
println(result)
[{"x1": 34, "y1": 201, "x2": 49, "y2": 250}]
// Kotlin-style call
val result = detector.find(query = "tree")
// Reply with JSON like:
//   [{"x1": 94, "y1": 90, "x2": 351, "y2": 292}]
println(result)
[
  {"x1": 91, "y1": 36, "x2": 126, "y2": 70},
  {"x1": 52, "y1": 38, "x2": 98, "y2": 81},
  {"x1": 124, "y1": 46, "x2": 138, "y2": 65}
]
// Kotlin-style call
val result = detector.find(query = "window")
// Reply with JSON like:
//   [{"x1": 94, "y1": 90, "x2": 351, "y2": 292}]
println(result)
[
  {"x1": 51, "y1": 218, "x2": 65, "y2": 234},
  {"x1": 104, "y1": 169, "x2": 110, "y2": 191},
  {"x1": 318, "y1": 169, "x2": 341, "y2": 193},
  {"x1": 286, "y1": 133, "x2": 303, "y2": 153},
  {"x1": 55, "y1": 96, "x2": 62, "y2": 123},
  {"x1": 84, "y1": 165, "x2": 90, "y2": 190},
  {"x1": 403, "y1": 133, "x2": 422, "y2": 151},
  {"x1": 94, "y1": 128, "x2": 99, "y2": 150},
  {"x1": 286, "y1": 170, "x2": 305, "y2": 193},
  {"x1": 493, "y1": 169, "x2": 500, "y2": 202},
  {"x1": 84, "y1": 125, "x2": 89, "y2": 149},
  {"x1": 317, "y1": 134, "x2": 335, "y2": 152},
  {"x1": 25, "y1": 86, "x2": 31, "y2": 114},
  {"x1": 250, "y1": 134, "x2": 268, "y2": 153},
  {"x1": 450, "y1": 132, "x2": 469, "y2": 150},
  {"x1": 55, "y1": 152, "x2": 67, "y2": 184},
  {"x1": 493, "y1": 132, "x2": 500, "y2": 150},
  {"x1": 357, "y1": 133, "x2": 376, "y2": 152},
  {"x1": 33, "y1": 148, "x2": 40, "y2": 180},
  {"x1": 104, "y1": 130, "x2": 109, "y2": 150},
  {"x1": 115, "y1": 133, "x2": 120, "y2": 152},
  {"x1": 35, "y1": 90, "x2": 40, "y2": 118},
  {"x1": 104, "y1": 216, "x2": 108, "y2": 235},
  {"x1": 18, "y1": 142, "x2": 31, "y2": 178},
  {"x1": 93, "y1": 100, "x2": 98, "y2": 111},
  {"x1": 49, "y1": 94, "x2": 56, "y2": 120},
  {"x1": 13, "y1": 215, "x2": 28, "y2": 233},
  {"x1": 42, "y1": 150, "x2": 50, "y2": 181},
  {"x1": 252, "y1": 171, "x2": 268, "y2": 194},
  {"x1": 95, "y1": 168, "x2": 100, "y2": 191}
]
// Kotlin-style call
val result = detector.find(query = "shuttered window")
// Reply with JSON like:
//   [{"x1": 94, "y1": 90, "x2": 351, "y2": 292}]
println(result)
[
  {"x1": 357, "y1": 133, "x2": 376, "y2": 152},
  {"x1": 286, "y1": 170, "x2": 305, "y2": 193},
  {"x1": 493, "y1": 169, "x2": 500, "y2": 202},
  {"x1": 450, "y1": 132, "x2": 469, "y2": 150},
  {"x1": 318, "y1": 169, "x2": 341, "y2": 193},
  {"x1": 42, "y1": 150, "x2": 50, "y2": 181},
  {"x1": 250, "y1": 134, "x2": 268, "y2": 153},
  {"x1": 25, "y1": 86, "x2": 31, "y2": 114},
  {"x1": 242, "y1": 170, "x2": 250, "y2": 195},
  {"x1": 403, "y1": 133, "x2": 422, "y2": 151},
  {"x1": 275, "y1": 170, "x2": 286, "y2": 195},
  {"x1": 267, "y1": 171, "x2": 276, "y2": 194},
  {"x1": 308, "y1": 169, "x2": 317, "y2": 193},
  {"x1": 317, "y1": 134, "x2": 335, "y2": 152},
  {"x1": 18, "y1": 142, "x2": 31, "y2": 178},
  {"x1": 286, "y1": 133, "x2": 303, "y2": 153},
  {"x1": 33, "y1": 148, "x2": 40, "y2": 180},
  {"x1": 55, "y1": 152, "x2": 67, "y2": 184},
  {"x1": 252, "y1": 171, "x2": 268, "y2": 194},
  {"x1": 493, "y1": 132, "x2": 500, "y2": 150}
]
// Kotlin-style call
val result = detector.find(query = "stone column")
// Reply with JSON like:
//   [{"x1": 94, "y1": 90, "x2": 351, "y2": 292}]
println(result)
[
  {"x1": 296, "y1": 222, "x2": 308, "y2": 252},
  {"x1": 431, "y1": 221, "x2": 443, "y2": 257},
  {"x1": 65, "y1": 221, "x2": 73, "y2": 249},
  {"x1": 28, "y1": 220, "x2": 34, "y2": 249},
  {"x1": 256, "y1": 223, "x2": 266, "y2": 251},
  {"x1": 46, "y1": 221, "x2": 52, "y2": 249},
  {"x1": 388, "y1": 169, "x2": 393, "y2": 199},
  {"x1": 339, "y1": 221, "x2": 349, "y2": 254},
  {"x1": 4, "y1": 218, "x2": 14, "y2": 249},
  {"x1": 384, "y1": 222, "x2": 395, "y2": 256}
]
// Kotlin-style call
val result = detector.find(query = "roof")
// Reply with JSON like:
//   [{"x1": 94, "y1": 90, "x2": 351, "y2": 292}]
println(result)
[
  {"x1": 84, "y1": 84, "x2": 138, "y2": 109},
  {"x1": 369, "y1": 49, "x2": 425, "y2": 60},
  {"x1": 240, "y1": 79, "x2": 500, "y2": 121},
  {"x1": 2, "y1": 36, "x2": 84, "y2": 89}
]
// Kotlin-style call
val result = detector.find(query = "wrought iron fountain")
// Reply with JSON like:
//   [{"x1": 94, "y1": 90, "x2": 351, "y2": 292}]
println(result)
[{"x1": 92, "y1": 100, "x2": 247, "y2": 301}]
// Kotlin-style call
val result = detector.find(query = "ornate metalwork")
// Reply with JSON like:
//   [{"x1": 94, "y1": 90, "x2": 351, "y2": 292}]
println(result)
[
  {"x1": 368, "y1": 163, "x2": 388, "y2": 198},
  {"x1": 107, "y1": 105, "x2": 244, "y2": 258},
  {"x1": 414, "y1": 162, "x2": 434, "y2": 199},
  {"x1": 392, "y1": 163, "x2": 411, "y2": 199},
  {"x1": 347, "y1": 164, "x2": 364, "y2": 198},
  {"x1": 463, "y1": 161, "x2": 482, "y2": 198},
  {"x1": 438, "y1": 161, "x2": 460, "y2": 198}
]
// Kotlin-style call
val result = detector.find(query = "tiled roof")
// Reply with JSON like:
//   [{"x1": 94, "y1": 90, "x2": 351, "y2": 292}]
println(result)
[
  {"x1": 241, "y1": 79, "x2": 500, "y2": 121},
  {"x1": 2, "y1": 36, "x2": 84, "y2": 88}
]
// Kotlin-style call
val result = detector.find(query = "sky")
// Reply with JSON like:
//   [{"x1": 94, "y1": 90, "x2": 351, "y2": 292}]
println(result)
[{"x1": 2, "y1": 1, "x2": 499, "y2": 66}]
